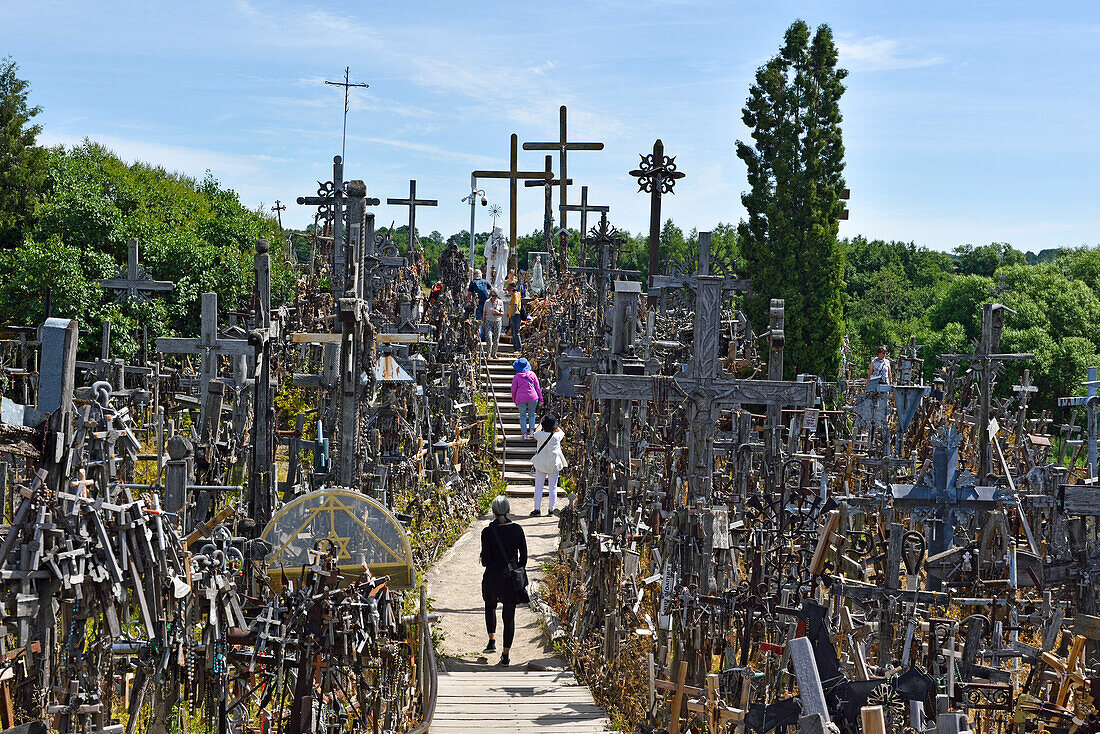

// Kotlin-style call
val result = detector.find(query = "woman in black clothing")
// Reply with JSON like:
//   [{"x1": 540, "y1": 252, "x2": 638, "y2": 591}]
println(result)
[{"x1": 480, "y1": 495, "x2": 528, "y2": 666}]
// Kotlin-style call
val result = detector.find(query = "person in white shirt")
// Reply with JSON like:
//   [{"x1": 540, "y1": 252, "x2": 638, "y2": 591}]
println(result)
[
  {"x1": 529, "y1": 414, "x2": 567, "y2": 517},
  {"x1": 868, "y1": 345, "x2": 892, "y2": 383}
]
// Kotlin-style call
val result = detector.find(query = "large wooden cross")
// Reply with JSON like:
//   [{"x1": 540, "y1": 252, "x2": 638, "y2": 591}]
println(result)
[
  {"x1": 591, "y1": 232, "x2": 812, "y2": 502},
  {"x1": 524, "y1": 155, "x2": 571, "y2": 267},
  {"x1": 630, "y1": 139, "x2": 685, "y2": 303},
  {"x1": 100, "y1": 239, "x2": 175, "y2": 302},
  {"x1": 522, "y1": 104, "x2": 603, "y2": 233},
  {"x1": 562, "y1": 185, "x2": 608, "y2": 266},
  {"x1": 156, "y1": 292, "x2": 252, "y2": 428},
  {"x1": 939, "y1": 303, "x2": 1033, "y2": 482},
  {"x1": 386, "y1": 179, "x2": 436, "y2": 252},
  {"x1": 473, "y1": 133, "x2": 551, "y2": 274}
]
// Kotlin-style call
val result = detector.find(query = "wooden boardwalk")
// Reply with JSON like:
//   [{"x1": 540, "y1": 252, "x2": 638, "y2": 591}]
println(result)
[
  {"x1": 426, "y1": 345, "x2": 607, "y2": 732},
  {"x1": 432, "y1": 670, "x2": 608, "y2": 732}
]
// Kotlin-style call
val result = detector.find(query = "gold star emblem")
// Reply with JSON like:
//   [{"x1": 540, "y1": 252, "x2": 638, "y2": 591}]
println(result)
[{"x1": 326, "y1": 529, "x2": 352, "y2": 560}]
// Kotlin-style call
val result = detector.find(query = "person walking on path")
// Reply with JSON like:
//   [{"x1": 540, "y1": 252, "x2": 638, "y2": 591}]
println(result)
[
  {"x1": 467, "y1": 269, "x2": 491, "y2": 340},
  {"x1": 480, "y1": 496, "x2": 528, "y2": 667},
  {"x1": 505, "y1": 283, "x2": 523, "y2": 351},
  {"x1": 511, "y1": 358, "x2": 542, "y2": 440},
  {"x1": 482, "y1": 289, "x2": 505, "y2": 358},
  {"x1": 529, "y1": 414, "x2": 567, "y2": 517}
]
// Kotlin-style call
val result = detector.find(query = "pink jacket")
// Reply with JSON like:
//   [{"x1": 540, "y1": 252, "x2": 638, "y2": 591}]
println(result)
[{"x1": 511, "y1": 371, "x2": 543, "y2": 405}]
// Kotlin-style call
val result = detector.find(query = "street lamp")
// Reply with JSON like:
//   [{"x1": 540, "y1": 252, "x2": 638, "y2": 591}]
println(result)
[{"x1": 462, "y1": 174, "x2": 488, "y2": 267}]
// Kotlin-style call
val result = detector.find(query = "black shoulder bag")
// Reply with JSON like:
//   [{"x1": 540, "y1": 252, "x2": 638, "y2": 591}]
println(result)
[{"x1": 489, "y1": 523, "x2": 528, "y2": 594}]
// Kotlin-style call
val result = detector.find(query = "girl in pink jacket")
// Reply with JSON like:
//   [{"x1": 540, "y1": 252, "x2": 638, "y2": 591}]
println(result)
[{"x1": 510, "y1": 358, "x2": 543, "y2": 439}]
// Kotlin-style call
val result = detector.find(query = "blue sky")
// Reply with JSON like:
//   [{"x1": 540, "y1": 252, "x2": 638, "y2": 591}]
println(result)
[{"x1": 3, "y1": 1, "x2": 1098, "y2": 252}]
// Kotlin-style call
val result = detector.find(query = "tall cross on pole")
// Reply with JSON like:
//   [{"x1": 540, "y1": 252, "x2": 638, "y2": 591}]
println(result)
[
  {"x1": 325, "y1": 67, "x2": 369, "y2": 164},
  {"x1": 524, "y1": 155, "x2": 571, "y2": 269},
  {"x1": 386, "y1": 179, "x2": 437, "y2": 253},
  {"x1": 630, "y1": 139, "x2": 685, "y2": 303},
  {"x1": 270, "y1": 200, "x2": 286, "y2": 231},
  {"x1": 473, "y1": 133, "x2": 551, "y2": 275},
  {"x1": 522, "y1": 104, "x2": 604, "y2": 233}
]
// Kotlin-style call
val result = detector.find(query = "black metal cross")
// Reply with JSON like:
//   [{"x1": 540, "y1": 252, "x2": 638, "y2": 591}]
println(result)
[
  {"x1": 630, "y1": 139, "x2": 685, "y2": 299},
  {"x1": 386, "y1": 179, "x2": 437, "y2": 252}
]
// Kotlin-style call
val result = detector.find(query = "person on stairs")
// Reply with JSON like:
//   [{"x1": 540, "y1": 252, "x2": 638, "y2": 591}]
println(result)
[
  {"x1": 511, "y1": 358, "x2": 543, "y2": 440},
  {"x1": 530, "y1": 413, "x2": 567, "y2": 517},
  {"x1": 505, "y1": 283, "x2": 523, "y2": 351},
  {"x1": 482, "y1": 289, "x2": 505, "y2": 358},
  {"x1": 481, "y1": 496, "x2": 528, "y2": 667}
]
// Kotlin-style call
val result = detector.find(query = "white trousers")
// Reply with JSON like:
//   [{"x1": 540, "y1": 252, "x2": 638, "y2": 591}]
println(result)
[{"x1": 534, "y1": 470, "x2": 558, "y2": 511}]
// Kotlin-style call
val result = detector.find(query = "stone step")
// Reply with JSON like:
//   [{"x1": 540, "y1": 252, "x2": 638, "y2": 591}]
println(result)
[{"x1": 505, "y1": 486, "x2": 568, "y2": 499}]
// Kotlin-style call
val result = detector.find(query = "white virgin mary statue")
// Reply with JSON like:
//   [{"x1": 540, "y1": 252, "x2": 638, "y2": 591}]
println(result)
[{"x1": 483, "y1": 226, "x2": 509, "y2": 292}]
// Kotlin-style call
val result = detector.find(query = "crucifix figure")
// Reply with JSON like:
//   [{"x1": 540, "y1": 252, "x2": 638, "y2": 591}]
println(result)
[
  {"x1": 562, "y1": 185, "x2": 608, "y2": 267},
  {"x1": 386, "y1": 179, "x2": 437, "y2": 255},
  {"x1": 156, "y1": 292, "x2": 252, "y2": 428},
  {"x1": 99, "y1": 239, "x2": 175, "y2": 302},
  {"x1": 630, "y1": 139, "x2": 685, "y2": 303},
  {"x1": 524, "y1": 155, "x2": 571, "y2": 271},
  {"x1": 474, "y1": 133, "x2": 552, "y2": 275},
  {"x1": 522, "y1": 104, "x2": 604, "y2": 235}
]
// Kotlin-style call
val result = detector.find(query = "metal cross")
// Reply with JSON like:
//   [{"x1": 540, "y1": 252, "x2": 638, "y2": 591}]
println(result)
[
  {"x1": 386, "y1": 179, "x2": 437, "y2": 252},
  {"x1": 99, "y1": 239, "x2": 175, "y2": 303},
  {"x1": 522, "y1": 104, "x2": 604, "y2": 232},
  {"x1": 473, "y1": 133, "x2": 551, "y2": 274},
  {"x1": 630, "y1": 139, "x2": 685, "y2": 298}
]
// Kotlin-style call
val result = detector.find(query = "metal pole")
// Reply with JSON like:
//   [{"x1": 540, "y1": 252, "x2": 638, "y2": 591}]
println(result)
[{"x1": 469, "y1": 173, "x2": 477, "y2": 267}]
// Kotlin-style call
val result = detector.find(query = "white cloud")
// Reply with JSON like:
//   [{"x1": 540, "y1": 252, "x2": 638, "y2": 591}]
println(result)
[{"x1": 836, "y1": 35, "x2": 946, "y2": 72}]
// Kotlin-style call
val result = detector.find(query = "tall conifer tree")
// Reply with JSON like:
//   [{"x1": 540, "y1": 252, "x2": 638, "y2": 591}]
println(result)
[
  {"x1": 736, "y1": 21, "x2": 847, "y2": 378},
  {"x1": 0, "y1": 57, "x2": 46, "y2": 248}
]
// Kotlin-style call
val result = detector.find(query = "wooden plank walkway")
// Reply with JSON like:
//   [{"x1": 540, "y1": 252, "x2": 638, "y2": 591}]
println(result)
[
  {"x1": 427, "y1": 346, "x2": 607, "y2": 731},
  {"x1": 432, "y1": 670, "x2": 608, "y2": 732}
]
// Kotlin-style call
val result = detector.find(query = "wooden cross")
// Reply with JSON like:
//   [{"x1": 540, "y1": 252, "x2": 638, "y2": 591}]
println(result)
[
  {"x1": 630, "y1": 138, "x2": 685, "y2": 300},
  {"x1": 474, "y1": 133, "x2": 552, "y2": 274},
  {"x1": 99, "y1": 239, "x2": 175, "y2": 302},
  {"x1": 522, "y1": 104, "x2": 603, "y2": 233},
  {"x1": 562, "y1": 185, "x2": 609, "y2": 266},
  {"x1": 524, "y1": 155, "x2": 571, "y2": 267},
  {"x1": 386, "y1": 179, "x2": 437, "y2": 252},
  {"x1": 156, "y1": 292, "x2": 252, "y2": 428},
  {"x1": 1058, "y1": 366, "x2": 1100, "y2": 476},
  {"x1": 939, "y1": 303, "x2": 1033, "y2": 482}
]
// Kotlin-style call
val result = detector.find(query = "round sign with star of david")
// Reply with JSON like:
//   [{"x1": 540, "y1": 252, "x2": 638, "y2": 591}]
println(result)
[{"x1": 261, "y1": 489, "x2": 414, "y2": 589}]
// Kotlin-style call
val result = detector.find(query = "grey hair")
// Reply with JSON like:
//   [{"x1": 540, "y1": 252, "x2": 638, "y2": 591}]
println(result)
[
  {"x1": 491, "y1": 495, "x2": 510, "y2": 518},
  {"x1": 474, "y1": 269, "x2": 484, "y2": 279}
]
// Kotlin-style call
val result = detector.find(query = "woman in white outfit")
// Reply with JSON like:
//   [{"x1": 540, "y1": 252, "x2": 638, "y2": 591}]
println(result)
[{"x1": 530, "y1": 414, "x2": 567, "y2": 516}]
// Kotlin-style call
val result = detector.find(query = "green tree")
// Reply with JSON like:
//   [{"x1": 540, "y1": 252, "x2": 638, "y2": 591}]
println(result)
[
  {"x1": 736, "y1": 20, "x2": 848, "y2": 378},
  {"x1": 953, "y1": 242, "x2": 1025, "y2": 277},
  {"x1": 0, "y1": 57, "x2": 47, "y2": 248}
]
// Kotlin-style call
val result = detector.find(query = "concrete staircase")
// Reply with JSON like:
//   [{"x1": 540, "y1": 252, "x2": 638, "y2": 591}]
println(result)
[{"x1": 483, "y1": 344, "x2": 566, "y2": 505}]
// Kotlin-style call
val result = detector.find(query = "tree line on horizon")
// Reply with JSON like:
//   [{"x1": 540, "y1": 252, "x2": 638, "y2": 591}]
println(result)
[{"x1": 3, "y1": 44, "x2": 1100, "y2": 409}]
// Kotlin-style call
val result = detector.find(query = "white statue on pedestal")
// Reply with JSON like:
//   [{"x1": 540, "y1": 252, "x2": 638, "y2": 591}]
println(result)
[
  {"x1": 484, "y1": 226, "x2": 509, "y2": 292},
  {"x1": 531, "y1": 255, "x2": 545, "y2": 294}
]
